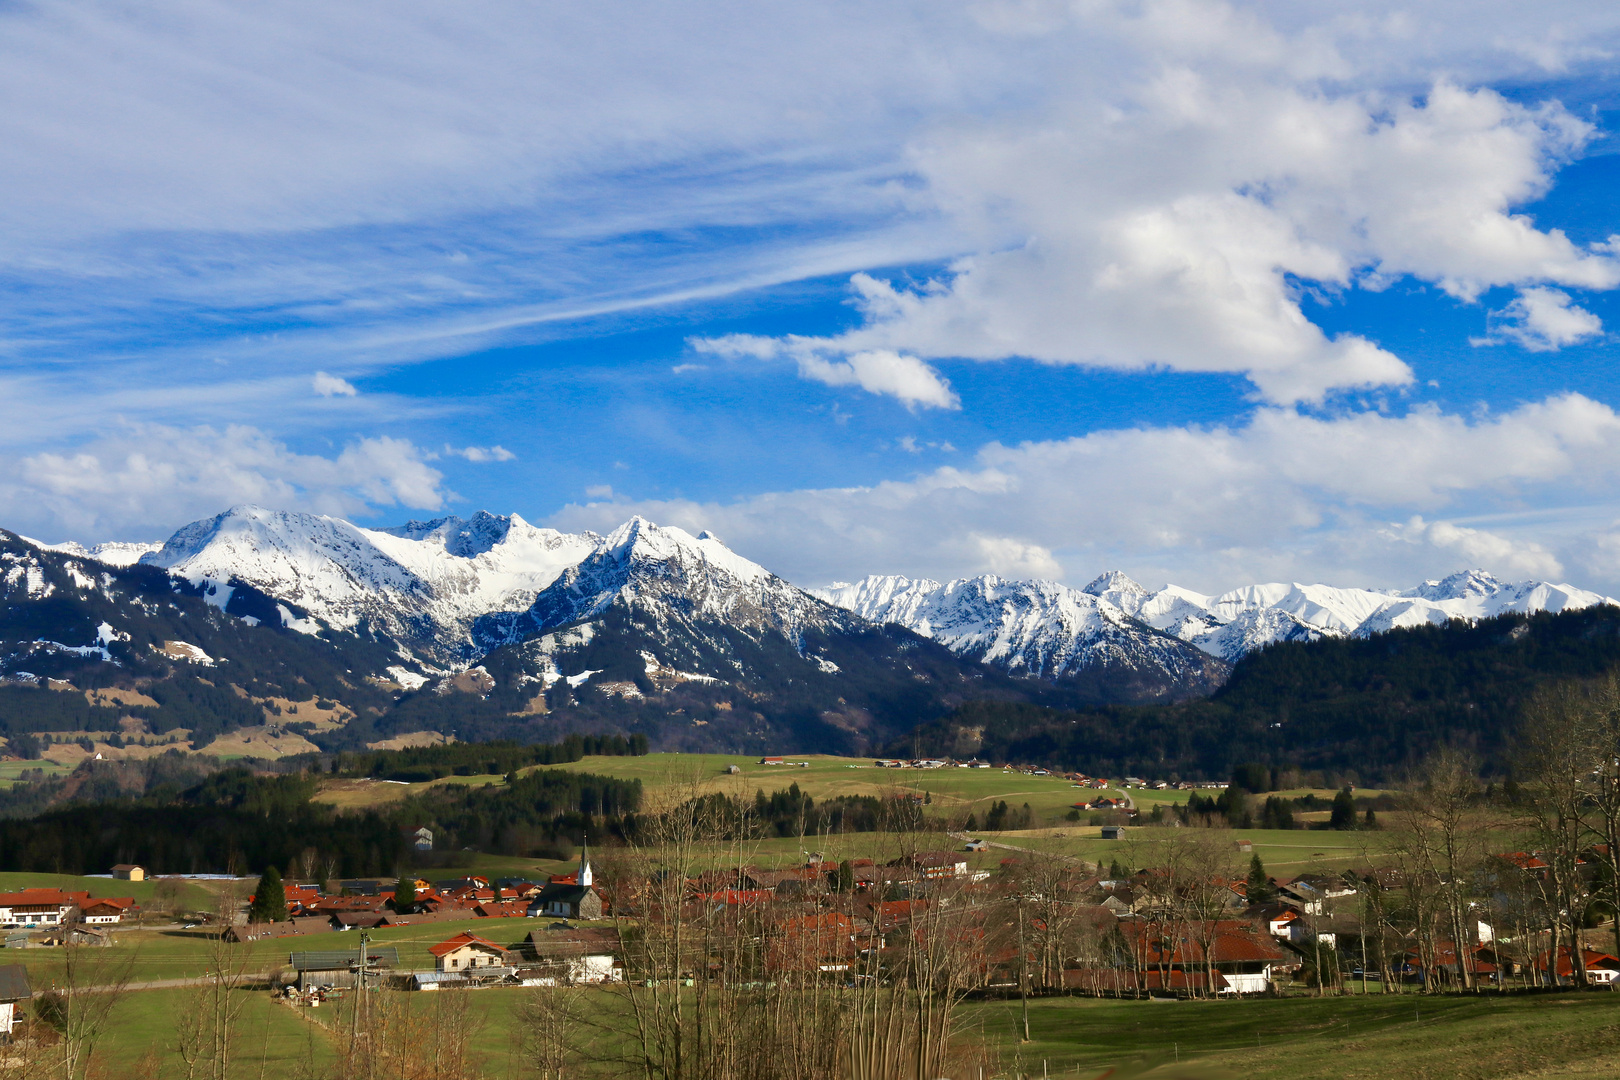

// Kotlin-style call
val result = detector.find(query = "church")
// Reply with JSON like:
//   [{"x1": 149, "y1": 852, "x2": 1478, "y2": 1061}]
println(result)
[{"x1": 532, "y1": 839, "x2": 604, "y2": 920}]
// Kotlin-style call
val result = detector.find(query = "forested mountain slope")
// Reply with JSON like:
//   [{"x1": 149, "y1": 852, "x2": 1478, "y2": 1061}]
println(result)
[{"x1": 900, "y1": 604, "x2": 1620, "y2": 782}]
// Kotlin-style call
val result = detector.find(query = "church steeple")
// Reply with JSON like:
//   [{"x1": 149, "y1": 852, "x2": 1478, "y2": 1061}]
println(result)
[{"x1": 578, "y1": 834, "x2": 593, "y2": 888}]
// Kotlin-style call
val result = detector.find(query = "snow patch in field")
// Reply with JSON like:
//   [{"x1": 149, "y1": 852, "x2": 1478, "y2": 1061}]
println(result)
[
  {"x1": 386, "y1": 666, "x2": 428, "y2": 691},
  {"x1": 159, "y1": 640, "x2": 215, "y2": 665},
  {"x1": 277, "y1": 604, "x2": 320, "y2": 635},
  {"x1": 199, "y1": 578, "x2": 235, "y2": 611},
  {"x1": 565, "y1": 669, "x2": 600, "y2": 688},
  {"x1": 35, "y1": 640, "x2": 112, "y2": 662}
]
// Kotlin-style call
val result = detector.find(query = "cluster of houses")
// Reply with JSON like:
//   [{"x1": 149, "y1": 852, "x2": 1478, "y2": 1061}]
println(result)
[
  {"x1": 0, "y1": 887, "x2": 138, "y2": 948},
  {"x1": 231, "y1": 847, "x2": 607, "y2": 943}
]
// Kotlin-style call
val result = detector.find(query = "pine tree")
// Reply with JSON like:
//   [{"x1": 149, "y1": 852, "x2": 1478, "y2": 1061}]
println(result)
[
  {"x1": 395, "y1": 874, "x2": 417, "y2": 915},
  {"x1": 247, "y1": 866, "x2": 287, "y2": 924},
  {"x1": 964, "y1": 813, "x2": 977, "y2": 832},
  {"x1": 836, "y1": 859, "x2": 855, "y2": 894},
  {"x1": 1246, "y1": 853, "x2": 1274, "y2": 905},
  {"x1": 1329, "y1": 785, "x2": 1357, "y2": 830}
]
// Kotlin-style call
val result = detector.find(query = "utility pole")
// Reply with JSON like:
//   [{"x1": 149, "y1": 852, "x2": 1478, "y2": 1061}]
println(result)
[
  {"x1": 352, "y1": 931, "x2": 370, "y2": 1053},
  {"x1": 1017, "y1": 893, "x2": 1030, "y2": 1042}
]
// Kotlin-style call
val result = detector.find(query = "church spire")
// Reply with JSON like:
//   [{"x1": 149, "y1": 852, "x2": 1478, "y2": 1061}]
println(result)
[{"x1": 578, "y1": 834, "x2": 592, "y2": 888}]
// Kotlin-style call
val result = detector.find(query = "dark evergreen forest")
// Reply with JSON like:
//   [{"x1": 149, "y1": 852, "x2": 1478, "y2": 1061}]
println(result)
[{"x1": 898, "y1": 606, "x2": 1620, "y2": 782}]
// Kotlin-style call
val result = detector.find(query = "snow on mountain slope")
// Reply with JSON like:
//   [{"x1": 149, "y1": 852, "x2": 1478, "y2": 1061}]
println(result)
[
  {"x1": 819, "y1": 574, "x2": 1227, "y2": 698},
  {"x1": 478, "y1": 516, "x2": 842, "y2": 655},
  {"x1": 835, "y1": 566, "x2": 1620, "y2": 673},
  {"x1": 137, "y1": 505, "x2": 598, "y2": 666},
  {"x1": 23, "y1": 538, "x2": 162, "y2": 567},
  {"x1": 1114, "y1": 570, "x2": 1618, "y2": 659}
]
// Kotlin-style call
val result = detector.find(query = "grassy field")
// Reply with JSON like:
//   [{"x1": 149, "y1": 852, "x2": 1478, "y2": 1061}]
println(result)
[
  {"x1": 63, "y1": 979, "x2": 1620, "y2": 1079},
  {"x1": 0, "y1": 870, "x2": 217, "y2": 911}
]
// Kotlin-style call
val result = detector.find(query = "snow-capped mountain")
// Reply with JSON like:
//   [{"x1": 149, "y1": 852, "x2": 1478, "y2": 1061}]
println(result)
[
  {"x1": 135, "y1": 505, "x2": 599, "y2": 666},
  {"x1": 23, "y1": 538, "x2": 162, "y2": 567},
  {"x1": 828, "y1": 567, "x2": 1620, "y2": 671},
  {"x1": 818, "y1": 575, "x2": 1226, "y2": 701},
  {"x1": 477, "y1": 516, "x2": 847, "y2": 653}
]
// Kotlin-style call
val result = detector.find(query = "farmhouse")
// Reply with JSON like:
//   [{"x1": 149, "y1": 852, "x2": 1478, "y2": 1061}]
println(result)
[
  {"x1": 429, "y1": 931, "x2": 511, "y2": 972},
  {"x1": 0, "y1": 888, "x2": 82, "y2": 928},
  {"x1": 109, "y1": 864, "x2": 145, "y2": 881},
  {"x1": 79, "y1": 897, "x2": 137, "y2": 924},
  {"x1": 527, "y1": 926, "x2": 623, "y2": 984}
]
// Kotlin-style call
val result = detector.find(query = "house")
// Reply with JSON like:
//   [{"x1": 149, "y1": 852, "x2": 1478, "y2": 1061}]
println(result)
[
  {"x1": 403, "y1": 827, "x2": 433, "y2": 853},
  {"x1": 964, "y1": 840, "x2": 989, "y2": 852},
  {"x1": 79, "y1": 897, "x2": 136, "y2": 924},
  {"x1": 0, "y1": 965, "x2": 29, "y2": 1034},
  {"x1": 770, "y1": 912, "x2": 857, "y2": 973},
  {"x1": 0, "y1": 888, "x2": 83, "y2": 928},
  {"x1": 109, "y1": 864, "x2": 145, "y2": 882},
  {"x1": 527, "y1": 926, "x2": 623, "y2": 984},
  {"x1": 760, "y1": 756, "x2": 784, "y2": 765},
  {"x1": 1277, "y1": 880, "x2": 1325, "y2": 915},
  {"x1": 1100, "y1": 826, "x2": 1126, "y2": 841},
  {"x1": 1259, "y1": 908, "x2": 1301, "y2": 938},
  {"x1": 1535, "y1": 946, "x2": 1620, "y2": 986},
  {"x1": 1121, "y1": 920, "x2": 1296, "y2": 995},
  {"x1": 882, "y1": 851, "x2": 969, "y2": 882},
  {"x1": 429, "y1": 931, "x2": 511, "y2": 972}
]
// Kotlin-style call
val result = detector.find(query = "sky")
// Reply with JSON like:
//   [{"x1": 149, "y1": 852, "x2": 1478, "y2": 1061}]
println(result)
[{"x1": 10, "y1": 2, "x2": 1620, "y2": 595}]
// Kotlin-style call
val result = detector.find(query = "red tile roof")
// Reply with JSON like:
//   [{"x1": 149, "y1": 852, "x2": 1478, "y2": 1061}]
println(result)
[{"x1": 428, "y1": 931, "x2": 505, "y2": 958}]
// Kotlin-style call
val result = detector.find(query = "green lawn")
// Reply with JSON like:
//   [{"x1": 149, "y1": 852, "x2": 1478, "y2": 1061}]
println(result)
[
  {"x1": 975, "y1": 989, "x2": 1620, "y2": 1079},
  {"x1": 69, "y1": 986, "x2": 332, "y2": 1079},
  {"x1": 31, "y1": 953, "x2": 1620, "y2": 1080}
]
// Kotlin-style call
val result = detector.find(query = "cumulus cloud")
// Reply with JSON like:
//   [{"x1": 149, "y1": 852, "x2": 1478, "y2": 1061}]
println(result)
[
  {"x1": 4, "y1": 424, "x2": 447, "y2": 540},
  {"x1": 550, "y1": 393, "x2": 1620, "y2": 591},
  {"x1": 312, "y1": 371, "x2": 358, "y2": 397},
  {"x1": 743, "y1": 67, "x2": 1620, "y2": 402},
  {"x1": 1477, "y1": 286, "x2": 1605, "y2": 351},
  {"x1": 1386, "y1": 516, "x2": 1563, "y2": 579}
]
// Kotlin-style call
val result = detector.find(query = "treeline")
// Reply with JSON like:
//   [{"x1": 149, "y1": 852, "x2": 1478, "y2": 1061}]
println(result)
[
  {"x1": 0, "y1": 760, "x2": 644, "y2": 876},
  {"x1": 332, "y1": 733, "x2": 648, "y2": 782},
  {"x1": 903, "y1": 606, "x2": 1620, "y2": 781},
  {"x1": 748, "y1": 783, "x2": 902, "y2": 837}
]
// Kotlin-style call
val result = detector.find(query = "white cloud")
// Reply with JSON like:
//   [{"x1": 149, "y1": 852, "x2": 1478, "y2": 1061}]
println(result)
[
  {"x1": 312, "y1": 371, "x2": 358, "y2": 397},
  {"x1": 1477, "y1": 286, "x2": 1605, "y2": 351},
  {"x1": 972, "y1": 535, "x2": 1064, "y2": 579},
  {"x1": 693, "y1": 333, "x2": 959, "y2": 409},
  {"x1": 444, "y1": 444, "x2": 516, "y2": 462},
  {"x1": 4, "y1": 424, "x2": 447, "y2": 541},
  {"x1": 752, "y1": 73, "x2": 1620, "y2": 404},
  {"x1": 1386, "y1": 516, "x2": 1563, "y2": 579},
  {"x1": 549, "y1": 393, "x2": 1620, "y2": 591}
]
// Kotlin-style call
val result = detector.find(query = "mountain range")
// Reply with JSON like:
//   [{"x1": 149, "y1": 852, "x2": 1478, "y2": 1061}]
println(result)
[
  {"x1": 819, "y1": 567, "x2": 1613, "y2": 665},
  {"x1": 2, "y1": 504, "x2": 1614, "y2": 758}
]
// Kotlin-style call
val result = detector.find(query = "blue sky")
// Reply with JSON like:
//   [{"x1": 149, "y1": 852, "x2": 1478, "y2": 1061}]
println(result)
[{"x1": 9, "y1": 1, "x2": 1620, "y2": 594}]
